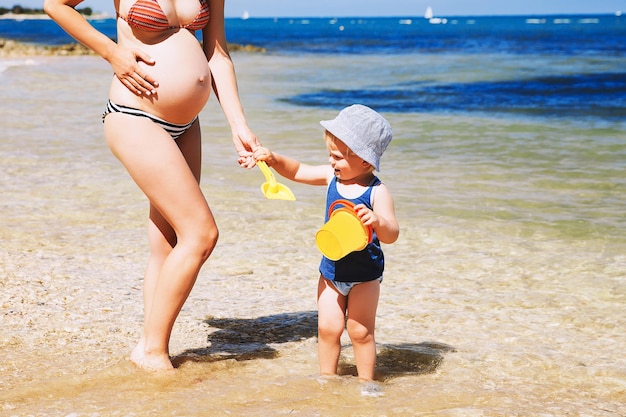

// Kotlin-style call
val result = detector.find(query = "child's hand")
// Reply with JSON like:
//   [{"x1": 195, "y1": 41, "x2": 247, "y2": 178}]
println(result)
[
  {"x1": 253, "y1": 147, "x2": 275, "y2": 165},
  {"x1": 237, "y1": 154, "x2": 255, "y2": 168},
  {"x1": 354, "y1": 204, "x2": 379, "y2": 229}
]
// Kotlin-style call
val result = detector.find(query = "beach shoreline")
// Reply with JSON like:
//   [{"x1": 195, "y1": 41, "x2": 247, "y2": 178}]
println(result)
[
  {"x1": 0, "y1": 37, "x2": 96, "y2": 56},
  {"x1": 0, "y1": 12, "x2": 266, "y2": 57},
  {"x1": 0, "y1": 12, "x2": 111, "y2": 20},
  {"x1": 0, "y1": 37, "x2": 265, "y2": 57}
]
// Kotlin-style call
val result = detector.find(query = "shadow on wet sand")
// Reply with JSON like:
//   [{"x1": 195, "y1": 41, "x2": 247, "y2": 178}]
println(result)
[
  {"x1": 173, "y1": 311, "x2": 455, "y2": 381},
  {"x1": 173, "y1": 311, "x2": 319, "y2": 365},
  {"x1": 344, "y1": 342, "x2": 457, "y2": 381}
]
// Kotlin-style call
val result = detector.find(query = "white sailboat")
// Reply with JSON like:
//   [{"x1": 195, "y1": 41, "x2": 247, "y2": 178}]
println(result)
[
  {"x1": 241, "y1": 10, "x2": 250, "y2": 20},
  {"x1": 424, "y1": 6, "x2": 446, "y2": 24},
  {"x1": 424, "y1": 6, "x2": 433, "y2": 19}
]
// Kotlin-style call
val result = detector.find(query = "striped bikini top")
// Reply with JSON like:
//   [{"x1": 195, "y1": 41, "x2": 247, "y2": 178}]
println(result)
[{"x1": 118, "y1": 0, "x2": 210, "y2": 32}]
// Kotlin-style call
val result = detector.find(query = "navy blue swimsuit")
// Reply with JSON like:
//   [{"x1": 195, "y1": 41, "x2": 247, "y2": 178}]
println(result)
[{"x1": 319, "y1": 177, "x2": 384, "y2": 282}]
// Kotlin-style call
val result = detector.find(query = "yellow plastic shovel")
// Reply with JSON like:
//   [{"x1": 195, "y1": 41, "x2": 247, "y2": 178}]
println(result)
[{"x1": 257, "y1": 161, "x2": 296, "y2": 201}]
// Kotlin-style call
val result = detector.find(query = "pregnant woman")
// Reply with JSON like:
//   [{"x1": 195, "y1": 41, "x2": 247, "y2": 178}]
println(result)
[{"x1": 44, "y1": 0, "x2": 262, "y2": 370}]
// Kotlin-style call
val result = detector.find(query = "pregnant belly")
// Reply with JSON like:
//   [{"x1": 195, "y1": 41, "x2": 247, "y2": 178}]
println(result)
[{"x1": 110, "y1": 31, "x2": 212, "y2": 124}]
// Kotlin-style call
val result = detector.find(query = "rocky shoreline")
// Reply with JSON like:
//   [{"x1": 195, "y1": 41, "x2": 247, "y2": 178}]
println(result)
[
  {"x1": 0, "y1": 38, "x2": 96, "y2": 57},
  {"x1": 0, "y1": 37, "x2": 265, "y2": 58}
]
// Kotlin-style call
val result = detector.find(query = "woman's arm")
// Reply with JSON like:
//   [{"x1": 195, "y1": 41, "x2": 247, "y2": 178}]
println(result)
[
  {"x1": 203, "y1": 0, "x2": 260, "y2": 167},
  {"x1": 44, "y1": 0, "x2": 115, "y2": 58},
  {"x1": 44, "y1": 0, "x2": 158, "y2": 95}
]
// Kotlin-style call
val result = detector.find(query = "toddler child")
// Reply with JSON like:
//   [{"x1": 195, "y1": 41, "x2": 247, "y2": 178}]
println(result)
[{"x1": 254, "y1": 104, "x2": 399, "y2": 385}]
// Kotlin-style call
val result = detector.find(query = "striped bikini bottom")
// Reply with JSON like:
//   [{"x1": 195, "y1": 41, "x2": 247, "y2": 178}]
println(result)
[{"x1": 102, "y1": 100, "x2": 198, "y2": 140}]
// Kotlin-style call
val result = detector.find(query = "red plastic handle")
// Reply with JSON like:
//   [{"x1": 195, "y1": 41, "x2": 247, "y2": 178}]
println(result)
[
  {"x1": 327, "y1": 199, "x2": 373, "y2": 243},
  {"x1": 328, "y1": 199, "x2": 356, "y2": 216}
]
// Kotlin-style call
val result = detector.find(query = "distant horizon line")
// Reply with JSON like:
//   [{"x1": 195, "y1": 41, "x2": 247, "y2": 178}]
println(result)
[
  {"x1": 227, "y1": 12, "x2": 622, "y2": 18},
  {"x1": 1, "y1": 11, "x2": 622, "y2": 20}
]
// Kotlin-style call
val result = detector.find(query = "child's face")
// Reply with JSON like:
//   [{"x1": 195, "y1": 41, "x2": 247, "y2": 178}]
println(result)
[{"x1": 326, "y1": 136, "x2": 372, "y2": 181}]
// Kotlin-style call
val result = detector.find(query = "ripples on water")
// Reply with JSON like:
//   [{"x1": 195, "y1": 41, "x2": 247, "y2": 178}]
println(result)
[{"x1": 0, "y1": 44, "x2": 625, "y2": 416}]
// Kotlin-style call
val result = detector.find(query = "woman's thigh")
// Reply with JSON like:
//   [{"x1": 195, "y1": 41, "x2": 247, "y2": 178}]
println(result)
[{"x1": 104, "y1": 114, "x2": 213, "y2": 237}]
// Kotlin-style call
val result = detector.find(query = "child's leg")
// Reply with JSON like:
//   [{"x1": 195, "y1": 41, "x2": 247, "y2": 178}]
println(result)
[
  {"x1": 346, "y1": 279, "x2": 380, "y2": 381},
  {"x1": 317, "y1": 276, "x2": 348, "y2": 376}
]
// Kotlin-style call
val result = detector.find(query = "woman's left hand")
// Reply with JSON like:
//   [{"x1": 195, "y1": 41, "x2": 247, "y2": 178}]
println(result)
[{"x1": 232, "y1": 125, "x2": 262, "y2": 168}]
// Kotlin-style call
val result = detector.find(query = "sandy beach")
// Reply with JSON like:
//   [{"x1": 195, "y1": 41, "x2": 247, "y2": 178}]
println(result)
[{"x1": 1, "y1": 45, "x2": 625, "y2": 415}]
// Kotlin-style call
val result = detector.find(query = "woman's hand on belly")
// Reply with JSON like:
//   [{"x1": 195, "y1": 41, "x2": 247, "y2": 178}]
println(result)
[
  {"x1": 108, "y1": 42, "x2": 160, "y2": 97},
  {"x1": 111, "y1": 30, "x2": 212, "y2": 123}
]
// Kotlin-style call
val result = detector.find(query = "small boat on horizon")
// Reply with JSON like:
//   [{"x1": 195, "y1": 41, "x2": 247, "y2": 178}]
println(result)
[
  {"x1": 424, "y1": 6, "x2": 433, "y2": 19},
  {"x1": 424, "y1": 6, "x2": 447, "y2": 24}
]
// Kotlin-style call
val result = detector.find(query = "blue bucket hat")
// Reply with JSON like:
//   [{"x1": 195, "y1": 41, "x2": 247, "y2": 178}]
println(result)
[{"x1": 320, "y1": 104, "x2": 392, "y2": 171}]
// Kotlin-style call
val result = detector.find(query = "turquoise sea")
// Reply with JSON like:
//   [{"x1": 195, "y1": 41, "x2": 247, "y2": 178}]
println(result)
[{"x1": 1, "y1": 14, "x2": 625, "y2": 416}]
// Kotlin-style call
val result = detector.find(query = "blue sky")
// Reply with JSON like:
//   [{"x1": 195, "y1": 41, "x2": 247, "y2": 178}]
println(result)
[{"x1": 6, "y1": 0, "x2": 625, "y2": 17}]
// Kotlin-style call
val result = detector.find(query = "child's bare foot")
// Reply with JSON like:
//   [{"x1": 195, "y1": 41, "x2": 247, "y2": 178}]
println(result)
[
  {"x1": 360, "y1": 381, "x2": 384, "y2": 397},
  {"x1": 130, "y1": 341, "x2": 174, "y2": 371}
]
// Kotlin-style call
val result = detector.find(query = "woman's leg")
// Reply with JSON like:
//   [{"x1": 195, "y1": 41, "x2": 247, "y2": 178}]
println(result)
[
  {"x1": 346, "y1": 279, "x2": 380, "y2": 381},
  {"x1": 105, "y1": 115, "x2": 217, "y2": 370},
  {"x1": 141, "y1": 205, "x2": 175, "y2": 341},
  {"x1": 141, "y1": 118, "x2": 202, "y2": 339},
  {"x1": 316, "y1": 276, "x2": 347, "y2": 376}
]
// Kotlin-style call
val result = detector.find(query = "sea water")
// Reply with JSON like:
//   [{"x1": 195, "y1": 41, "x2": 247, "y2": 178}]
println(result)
[{"x1": 0, "y1": 15, "x2": 625, "y2": 416}]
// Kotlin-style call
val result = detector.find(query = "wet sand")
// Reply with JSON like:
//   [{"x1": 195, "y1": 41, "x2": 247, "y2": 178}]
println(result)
[{"x1": 1, "y1": 54, "x2": 625, "y2": 415}]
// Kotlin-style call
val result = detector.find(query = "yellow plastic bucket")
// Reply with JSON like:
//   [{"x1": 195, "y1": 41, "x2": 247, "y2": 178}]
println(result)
[{"x1": 315, "y1": 200, "x2": 372, "y2": 261}]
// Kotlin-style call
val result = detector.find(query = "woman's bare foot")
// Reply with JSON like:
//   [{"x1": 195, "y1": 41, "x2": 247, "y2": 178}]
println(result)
[{"x1": 130, "y1": 340, "x2": 174, "y2": 371}]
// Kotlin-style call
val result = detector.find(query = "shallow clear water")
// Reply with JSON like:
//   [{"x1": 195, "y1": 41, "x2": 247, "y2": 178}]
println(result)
[{"x1": 0, "y1": 50, "x2": 625, "y2": 416}]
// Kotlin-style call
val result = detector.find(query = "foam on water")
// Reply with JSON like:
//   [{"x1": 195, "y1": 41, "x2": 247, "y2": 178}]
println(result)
[{"x1": 0, "y1": 57, "x2": 37, "y2": 73}]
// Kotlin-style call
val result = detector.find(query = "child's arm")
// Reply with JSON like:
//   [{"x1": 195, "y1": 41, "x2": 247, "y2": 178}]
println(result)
[
  {"x1": 355, "y1": 184, "x2": 399, "y2": 244},
  {"x1": 254, "y1": 147, "x2": 332, "y2": 186}
]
